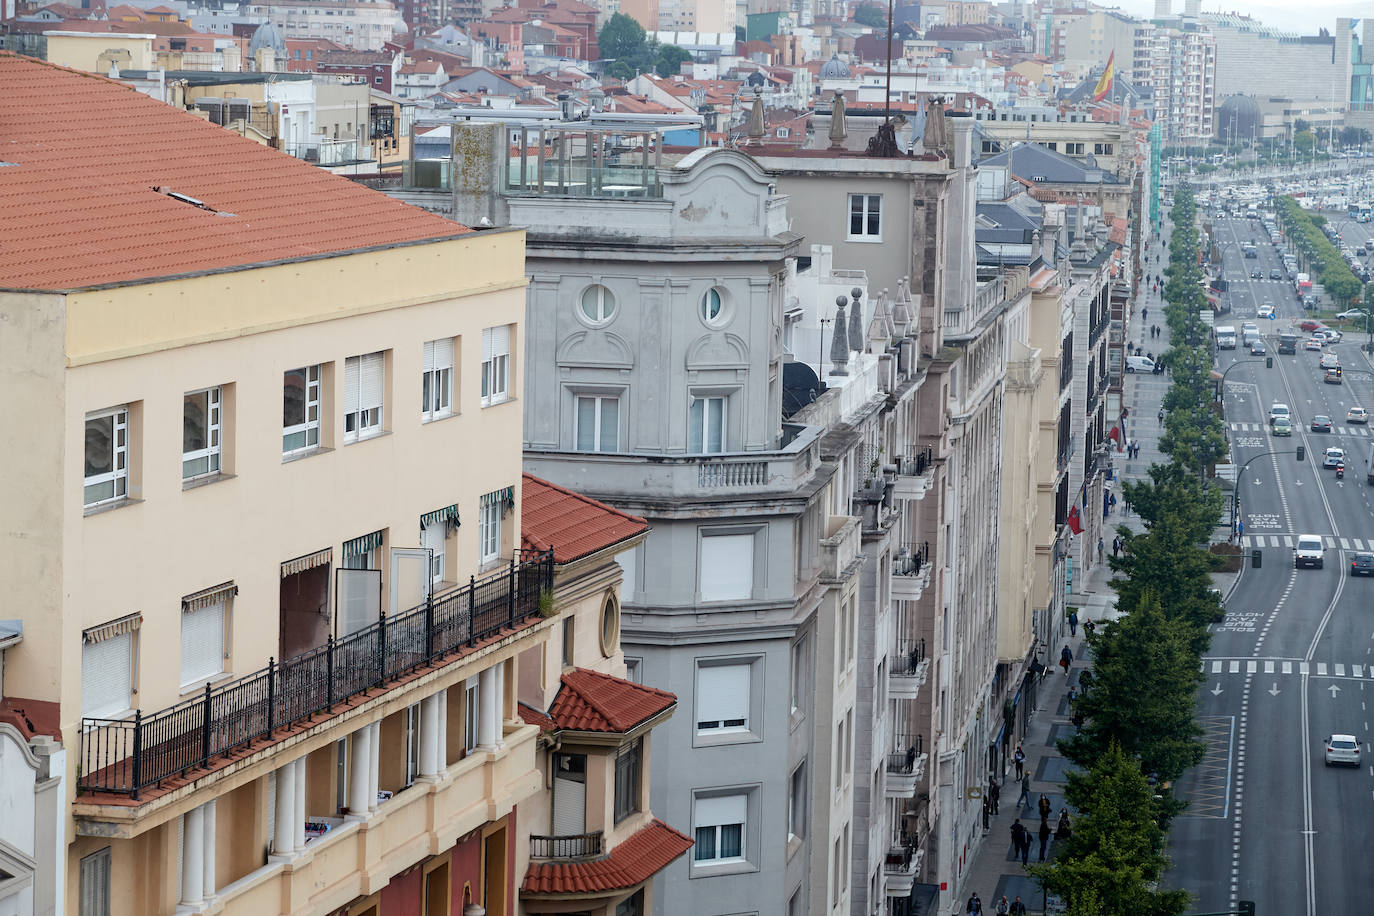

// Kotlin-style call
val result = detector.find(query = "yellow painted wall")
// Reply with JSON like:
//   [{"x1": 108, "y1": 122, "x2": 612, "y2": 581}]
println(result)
[{"x1": 44, "y1": 32, "x2": 156, "y2": 72}]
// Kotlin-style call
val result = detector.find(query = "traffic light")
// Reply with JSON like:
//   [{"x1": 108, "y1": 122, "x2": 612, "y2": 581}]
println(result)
[
  {"x1": 1252, "y1": 549, "x2": 1262, "y2": 568},
  {"x1": 1239, "y1": 901, "x2": 1256, "y2": 916},
  {"x1": 1266, "y1": 357, "x2": 1273, "y2": 368},
  {"x1": 1297, "y1": 445, "x2": 1306, "y2": 462}
]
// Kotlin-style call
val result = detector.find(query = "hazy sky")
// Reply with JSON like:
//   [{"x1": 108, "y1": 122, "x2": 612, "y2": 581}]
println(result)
[{"x1": 1104, "y1": 0, "x2": 1363, "y2": 35}]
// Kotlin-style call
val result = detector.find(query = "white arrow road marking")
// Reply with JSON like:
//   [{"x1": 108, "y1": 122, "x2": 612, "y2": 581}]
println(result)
[
  {"x1": 1212, "y1": 683, "x2": 1225, "y2": 696},
  {"x1": 1329, "y1": 684, "x2": 1342, "y2": 698},
  {"x1": 1269, "y1": 682, "x2": 1282, "y2": 696}
]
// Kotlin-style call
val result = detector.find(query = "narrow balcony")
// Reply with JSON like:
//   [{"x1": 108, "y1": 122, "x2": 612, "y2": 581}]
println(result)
[
  {"x1": 884, "y1": 735, "x2": 926, "y2": 799},
  {"x1": 889, "y1": 640, "x2": 930, "y2": 701},
  {"x1": 76, "y1": 550, "x2": 555, "y2": 803},
  {"x1": 892, "y1": 448, "x2": 935, "y2": 501},
  {"x1": 883, "y1": 840, "x2": 923, "y2": 896},
  {"x1": 529, "y1": 831, "x2": 604, "y2": 861},
  {"x1": 821, "y1": 515, "x2": 863, "y2": 581},
  {"x1": 891, "y1": 543, "x2": 931, "y2": 602}
]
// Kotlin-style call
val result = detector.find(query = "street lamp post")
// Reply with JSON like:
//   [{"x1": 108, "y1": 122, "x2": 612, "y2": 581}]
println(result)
[
  {"x1": 1232, "y1": 447, "x2": 1305, "y2": 533},
  {"x1": 1215, "y1": 357, "x2": 1271, "y2": 402}
]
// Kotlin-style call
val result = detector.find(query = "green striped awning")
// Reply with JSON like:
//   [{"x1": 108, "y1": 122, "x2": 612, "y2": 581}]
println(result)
[
  {"x1": 343, "y1": 530, "x2": 384, "y2": 560},
  {"x1": 421, "y1": 504, "x2": 460, "y2": 530}
]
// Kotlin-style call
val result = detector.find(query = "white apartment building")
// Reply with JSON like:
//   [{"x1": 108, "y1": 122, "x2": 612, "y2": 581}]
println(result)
[{"x1": 245, "y1": 0, "x2": 403, "y2": 50}]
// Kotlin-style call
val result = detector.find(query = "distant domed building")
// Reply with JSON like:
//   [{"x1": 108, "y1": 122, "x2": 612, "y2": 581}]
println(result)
[
  {"x1": 819, "y1": 54, "x2": 851, "y2": 79},
  {"x1": 249, "y1": 20, "x2": 288, "y2": 59},
  {"x1": 1216, "y1": 94, "x2": 1262, "y2": 143}
]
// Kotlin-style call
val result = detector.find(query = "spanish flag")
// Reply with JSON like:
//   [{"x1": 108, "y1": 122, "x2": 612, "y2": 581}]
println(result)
[{"x1": 1092, "y1": 52, "x2": 1114, "y2": 103}]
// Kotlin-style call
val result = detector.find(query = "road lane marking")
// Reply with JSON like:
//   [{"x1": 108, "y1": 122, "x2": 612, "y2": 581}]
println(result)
[
  {"x1": 1265, "y1": 661, "x2": 1275, "y2": 673},
  {"x1": 1300, "y1": 662, "x2": 1310, "y2": 674},
  {"x1": 1336, "y1": 664, "x2": 1346, "y2": 676},
  {"x1": 1247, "y1": 661, "x2": 1257, "y2": 674},
  {"x1": 1213, "y1": 660, "x2": 1223, "y2": 673},
  {"x1": 1230, "y1": 661, "x2": 1240, "y2": 673},
  {"x1": 1318, "y1": 663, "x2": 1328, "y2": 675},
  {"x1": 1342, "y1": 538, "x2": 1352, "y2": 549},
  {"x1": 1284, "y1": 662, "x2": 1293, "y2": 674}
]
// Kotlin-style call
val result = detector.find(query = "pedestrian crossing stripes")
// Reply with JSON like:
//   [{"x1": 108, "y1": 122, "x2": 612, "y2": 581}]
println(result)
[
  {"x1": 1202, "y1": 657, "x2": 1370, "y2": 680},
  {"x1": 1239, "y1": 535, "x2": 1371, "y2": 550},
  {"x1": 1228, "y1": 422, "x2": 1371, "y2": 436}
]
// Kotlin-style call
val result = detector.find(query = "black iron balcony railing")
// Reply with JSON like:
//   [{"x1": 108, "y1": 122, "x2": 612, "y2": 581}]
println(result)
[
  {"x1": 887, "y1": 733, "x2": 925, "y2": 774},
  {"x1": 896, "y1": 447, "x2": 934, "y2": 477},
  {"x1": 892, "y1": 639, "x2": 926, "y2": 676},
  {"x1": 894, "y1": 542, "x2": 929, "y2": 578},
  {"x1": 78, "y1": 550, "x2": 555, "y2": 799},
  {"x1": 529, "y1": 831, "x2": 605, "y2": 860}
]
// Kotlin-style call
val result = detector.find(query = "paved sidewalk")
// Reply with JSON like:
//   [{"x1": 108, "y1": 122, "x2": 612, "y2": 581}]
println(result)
[{"x1": 949, "y1": 216, "x2": 1239, "y2": 914}]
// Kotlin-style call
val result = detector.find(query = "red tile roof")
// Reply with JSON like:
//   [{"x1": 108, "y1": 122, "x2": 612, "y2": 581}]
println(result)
[
  {"x1": 0, "y1": 53, "x2": 469, "y2": 291},
  {"x1": 520, "y1": 474, "x2": 647, "y2": 564},
  {"x1": 521, "y1": 819, "x2": 693, "y2": 895},
  {"x1": 517, "y1": 701, "x2": 558, "y2": 731},
  {"x1": 546, "y1": 668, "x2": 676, "y2": 734}
]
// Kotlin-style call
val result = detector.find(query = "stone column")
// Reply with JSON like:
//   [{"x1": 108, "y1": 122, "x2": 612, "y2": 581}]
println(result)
[
  {"x1": 274, "y1": 762, "x2": 296, "y2": 853},
  {"x1": 201, "y1": 799, "x2": 217, "y2": 899},
  {"x1": 181, "y1": 804, "x2": 205, "y2": 906},
  {"x1": 420, "y1": 691, "x2": 442, "y2": 778},
  {"x1": 478, "y1": 665, "x2": 499, "y2": 750},
  {"x1": 348, "y1": 725, "x2": 372, "y2": 818},
  {"x1": 293, "y1": 756, "x2": 307, "y2": 852}
]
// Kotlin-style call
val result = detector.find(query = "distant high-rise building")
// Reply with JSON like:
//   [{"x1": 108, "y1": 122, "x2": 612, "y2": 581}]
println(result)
[
  {"x1": 1183, "y1": 0, "x2": 1199, "y2": 17},
  {"x1": 1153, "y1": 0, "x2": 1170, "y2": 18}
]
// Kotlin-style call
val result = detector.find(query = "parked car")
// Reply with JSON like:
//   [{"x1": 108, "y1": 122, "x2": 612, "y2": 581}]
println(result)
[{"x1": 1337, "y1": 309, "x2": 1370, "y2": 320}]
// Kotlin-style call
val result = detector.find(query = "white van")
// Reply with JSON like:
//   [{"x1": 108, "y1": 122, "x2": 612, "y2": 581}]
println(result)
[
  {"x1": 1242, "y1": 323, "x2": 1260, "y2": 346},
  {"x1": 1125, "y1": 355, "x2": 1155, "y2": 373},
  {"x1": 1216, "y1": 326, "x2": 1238, "y2": 349},
  {"x1": 1294, "y1": 534, "x2": 1325, "y2": 569}
]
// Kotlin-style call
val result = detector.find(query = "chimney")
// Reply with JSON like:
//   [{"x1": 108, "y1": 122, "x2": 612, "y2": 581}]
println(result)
[{"x1": 946, "y1": 109, "x2": 973, "y2": 168}]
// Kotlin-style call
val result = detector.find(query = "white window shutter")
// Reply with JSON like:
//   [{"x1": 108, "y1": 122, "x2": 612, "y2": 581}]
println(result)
[
  {"x1": 360, "y1": 352, "x2": 384, "y2": 412},
  {"x1": 344, "y1": 356, "x2": 360, "y2": 415},
  {"x1": 552, "y1": 763, "x2": 587, "y2": 835},
  {"x1": 482, "y1": 327, "x2": 494, "y2": 362},
  {"x1": 488, "y1": 325, "x2": 510, "y2": 359},
  {"x1": 696, "y1": 664, "x2": 749, "y2": 726},
  {"x1": 82, "y1": 634, "x2": 132, "y2": 719},
  {"x1": 423, "y1": 340, "x2": 435, "y2": 373},
  {"x1": 431, "y1": 337, "x2": 453, "y2": 371},
  {"x1": 180, "y1": 601, "x2": 225, "y2": 687},
  {"x1": 695, "y1": 793, "x2": 747, "y2": 828},
  {"x1": 700, "y1": 534, "x2": 754, "y2": 601}
]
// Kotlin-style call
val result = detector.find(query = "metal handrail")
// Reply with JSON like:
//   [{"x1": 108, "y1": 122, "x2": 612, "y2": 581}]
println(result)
[
  {"x1": 78, "y1": 550, "x2": 554, "y2": 799},
  {"x1": 529, "y1": 831, "x2": 605, "y2": 860}
]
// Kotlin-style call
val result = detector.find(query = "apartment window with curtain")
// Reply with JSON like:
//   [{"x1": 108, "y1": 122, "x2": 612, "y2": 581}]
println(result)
[
  {"x1": 688, "y1": 394, "x2": 726, "y2": 454},
  {"x1": 343, "y1": 351, "x2": 385, "y2": 442},
  {"x1": 575, "y1": 394, "x2": 620, "y2": 452},
  {"x1": 481, "y1": 325, "x2": 511, "y2": 407},
  {"x1": 693, "y1": 793, "x2": 746, "y2": 864},
  {"x1": 282, "y1": 365, "x2": 321, "y2": 455},
  {"x1": 421, "y1": 337, "x2": 454, "y2": 422},
  {"x1": 613, "y1": 737, "x2": 642, "y2": 824},
  {"x1": 84, "y1": 406, "x2": 129, "y2": 508},
  {"x1": 182, "y1": 386, "x2": 221, "y2": 481},
  {"x1": 478, "y1": 490, "x2": 505, "y2": 565}
]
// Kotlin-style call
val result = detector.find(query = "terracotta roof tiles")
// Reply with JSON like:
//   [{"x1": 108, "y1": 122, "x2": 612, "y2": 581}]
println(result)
[
  {"x1": 520, "y1": 474, "x2": 647, "y2": 564},
  {"x1": 546, "y1": 668, "x2": 676, "y2": 734},
  {"x1": 0, "y1": 53, "x2": 469, "y2": 291},
  {"x1": 521, "y1": 819, "x2": 693, "y2": 895}
]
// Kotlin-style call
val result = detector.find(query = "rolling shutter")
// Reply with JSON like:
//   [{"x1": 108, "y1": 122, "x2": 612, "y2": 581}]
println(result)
[
  {"x1": 360, "y1": 351, "x2": 384, "y2": 416},
  {"x1": 483, "y1": 325, "x2": 510, "y2": 362},
  {"x1": 344, "y1": 356, "x2": 360, "y2": 416},
  {"x1": 180, "y1": 601, "x2": 225, "y2": 688},
  {"x1": 699, "y1": 534, "x2": 754, "y2": 601},
  {"x1": 423, "y1": 338, "x2": 453, "y2": 373},
  {"x1": 81, "y1": 633, "x2": 132, "y2": 719},
  {"x1": 695, "y1": 664, "x2": 749, "y2": 728},
  {"x1": 551, "y1": 755, "x2": 587, "y2": 835},
  {"x1": 694, "y1": 793, "x2": 746, "y2": 829}
]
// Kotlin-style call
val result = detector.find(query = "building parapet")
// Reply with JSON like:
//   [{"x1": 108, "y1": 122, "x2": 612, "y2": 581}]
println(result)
[
  {"x1": 945, "y1": 265, "x2": 1030, "y2": 338},
  {"x1": 820, "y1": 515, "x2": 863, "y2": 580}
]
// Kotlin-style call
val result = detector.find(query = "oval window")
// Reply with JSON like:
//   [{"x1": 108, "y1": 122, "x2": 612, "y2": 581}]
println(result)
[
  {"x1": 580, "y1": 285, "x2": 616, "y2": 323},
  {"x1": 701, "y1": 287, "x2": 725, "y2": 324}
]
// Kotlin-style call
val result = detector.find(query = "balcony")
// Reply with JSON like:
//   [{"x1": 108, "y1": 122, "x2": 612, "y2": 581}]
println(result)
[
  {"x1": 280, "y1": 138, "x2": 375, "y2": 167},
  {"x1": 883, "y1": 840, "x2": 923, "y2": 896},
  {"x1": 77, "y1": 551, "x2": 554, "y2": 801},
  {"x1": 530, "y1": 831, "x2": 604, "y2": 861},
  {"x1": 821, "y1": 515, "x2": 863, "y2": 581},
  {"x1": 892, "y1": 448, "x2": 935, "y2": 500},
  {"x1": 889, "y1": 640, "x2": 930, "y2": 701},
  {"x1": 524, "y1": 423, "x2": 821, "y2": 501},
  {"x1": 891, "y1": 543, "x2": 930, "y2": 602},
  {"x1": 885, "y1": 735, "x2": 926, "y2": 799},
  {"x1": 944, "y1": 267, "x2": 1031, "y2": 339}
]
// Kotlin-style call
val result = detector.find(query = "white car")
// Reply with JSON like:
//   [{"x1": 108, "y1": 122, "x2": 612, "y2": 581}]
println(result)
[
  {"x1": 1268, "y1": 403, "x2": 1290, "y2": 425},
  {"x1": 1320, "y1": 352, "x2": 1340, "y2": 369},
  {"x1": 1335, "y1": 308, "x2": 1365, "y2": 319},
  {"x1": 1325, "y1": 734, "x2": 1362, "y2": 767},
  {"x1": 1323, "y1": 446, "x2": 1346, "y2": 469},
  {"x1": 1348, "y1": 406, "x2": 1368, "y2": 424},
  {"x1": 1314, "y1": 328, "x2": 1342, "y2": 343},
  {"x1": 1257, "y1": 304, "x2": 1276, "y2": 319}
]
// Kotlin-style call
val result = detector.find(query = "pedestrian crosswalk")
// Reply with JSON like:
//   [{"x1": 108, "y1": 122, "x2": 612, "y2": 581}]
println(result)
[
  {"x1": 1202, "y1": 657, "x2": 1374, "y2": 680},
  {"x1": 1229, "y1": 421, "x2": 1371, "y2": 436},
  {"x1": 1239, "y1": 535, "x2": 1373, "y2": 550}
]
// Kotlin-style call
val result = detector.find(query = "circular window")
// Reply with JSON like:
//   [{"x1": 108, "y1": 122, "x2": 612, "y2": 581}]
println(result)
[
  {"x1": 701, "y1": 287, "x2": 726, "y2": 326},
  {"x1": 599, "y1": 593, "x2": 619, "y2": 658},
  {"x1": 580, "y1": 285, "x2": 616, "y2": 324}
]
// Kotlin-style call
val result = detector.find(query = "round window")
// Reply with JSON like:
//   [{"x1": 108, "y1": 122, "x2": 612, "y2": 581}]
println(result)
[
  {"x1": 701, "y1": 287, "x2": 725, "y2": 325},
  {"x1": 580, "y1": 285, "x2": 616, "y2": 323},
  {"x1": 599, "y1": 594, "x2": 619, "y2": 658}
]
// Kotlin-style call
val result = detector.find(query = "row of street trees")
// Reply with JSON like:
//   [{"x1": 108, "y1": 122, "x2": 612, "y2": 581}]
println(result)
[
  {"x1": 1273, "y1": 197, "x2": 1364, "y2": 307},
  {"x1": 1028, "y1": 188, "x2": 1222, "y2": 914}
]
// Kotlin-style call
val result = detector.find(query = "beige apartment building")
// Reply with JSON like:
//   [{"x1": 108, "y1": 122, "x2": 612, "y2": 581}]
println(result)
[{"x1": 0, "y1": 51, "x2": 683, "y2": 916}]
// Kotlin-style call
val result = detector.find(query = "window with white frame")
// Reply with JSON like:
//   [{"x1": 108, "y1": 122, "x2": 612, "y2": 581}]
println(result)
[
  {"x1": 84, "y1": 406, "x2": 129, "y2": 508},
  {"x1": 81, "y1": 619, "x2": 138, "y2": 719},
  {"x1": 180, "y1": 585, "x2": 233, "y2": 688},
  {"x1": 79, "y1": 847, "x2": 112, "y2": 916},
  {"x1": 790, "y1": 632, "x2": 811, "y2": 716},
  {"x1": 699, "y1": 532, "x2": 754, "y2": 602},
  {"x1": 421, "y1": 520, "x2": 447, "y2": 585},
  {"x1": 788, "y1": 761, "x2": 807, "y2": 841},
  {"x1": 579, "y1": 284, "x2": 616, "y2": 323},
  {"x1": 282, "y1": 365, "x2": 321, "y2": 455},
  {"x1": 421, "y1": 337, "x2": 454, "y2": 422},
  {"x1": 575, "y1": 394, "x2": 620, "y2": 452},
  {"x1": 695, "y1": 662, "x2": 749, "y2": 734},
  {"x1": 479, "y1": 490, "x2": 504, "y2": 565},
  {"x1": 834, "y1": 719, "x2": 845, "y2": 789},
  {"x1": 464, "y1": 676, "x2": 480, "y2": 754},
  {"x1": 182, "y1": 387, "x2": 221, "y2": 481},
  {"x1": 343, "y1": 351, "x2": 385, "y2": 442},
  {"x1": 847, "y1": 193, "x2": 881, "y2": 239},
  {"x1": 481, "y1": 325, "x2": 511, "y2": 407},
  {"x1": 693, "y1": 793, "x2": 746, "y2": 864},
  {"x1": 688, "y1": 394, "x2": 726, "y2": 454}
]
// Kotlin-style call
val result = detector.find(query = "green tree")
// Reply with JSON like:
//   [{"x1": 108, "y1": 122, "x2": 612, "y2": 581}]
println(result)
[
  {"x1": 654, "y1": 43, "x2": 693, "y2": 77},
  {"x1": 1294, "y1": 118, "x2": 1310, "y2": 134},
  {"x1": 1294, "y1": 130, "x2": 1317, "y2": 153},
  {"x1": 598, "y1": 12, "x2": 645, "y2": 61},
  {"x1": 853, "y1": 3, "x2": 886, "y2": 27},
  {"x1": 1029, "y1": 742, "x2": 1191, "y2": 916}
]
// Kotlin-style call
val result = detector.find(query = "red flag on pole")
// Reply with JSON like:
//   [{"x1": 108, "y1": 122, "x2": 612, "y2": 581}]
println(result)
[{"x1": 1067, "y1": 504, "x2": 1084, "y2": 535}]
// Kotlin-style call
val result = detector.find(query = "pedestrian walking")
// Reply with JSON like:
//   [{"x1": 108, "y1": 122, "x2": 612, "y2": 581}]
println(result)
[
  {"x1": 967, "y1": 891, "x2": 983, "y2": 915},
  {"x1": 996, "y1": 896, "x2": 1010, "y2": 916},
  {"x1": 1010, "y1": 897, "x2": 1028, "y2": 916},
  {"x1": 1142, "y1": 306, "x2": 1148, "y2": 322},
  {"x1": 1037, "y1": 818, "x2": 1052, "y2": 861},
  {"x1": 1018, "y1": 771, "x2": 1031, "y2": 809},
  {"x1": 989, "y1": 778, "x2": 1000, "y2": 815},
  {"x1": 1013, "y1": 745, "x2": 1026, "y2": 781},
  {"x1": 1083, "y1": 619, "x2": 1097, "y2": 639},
  {"x1": 1056, "y1": 808, "x2": 1073, "y2": 841},
  {"x1": 1060, "y1": 645, "x2": 1072, "y2": 678},
  {"x1": 1112, "y1": 536, "x2": 1121, "y2": 557},
  {"x1": 1096, "y1": 537, "x2": 1104, "y2": 561},
  {"x1": 982, "y1": 796, "x2": 991, "y2": 831},
  {"x1": 1010, "y1": 819, "x2": 1027, "y2": 859},
  {"x1": 1108, "y1": 492, "x2": 1117, "y2": 514},
  {"x1": 1158, "y1": 407, "x2": 1165, "y2": 423},
  {"x1": 1067, "y1": 609, "x2": 1078, "y2": 636}
]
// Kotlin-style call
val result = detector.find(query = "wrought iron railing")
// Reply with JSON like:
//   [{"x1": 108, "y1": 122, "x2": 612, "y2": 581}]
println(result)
[
  {"x1": 529, "y1": 831, "x2": 605, "y2": 860},
  {"x1": 896, "y1": 447, "x2": 933, "y2": 477},
  {"x1": 892, "y1": 639, "x2": 926, "y2": 676},
  {"x1": 887, "y1": 734, "x2": 925, "y2": 774},
  {"x1": 78, "y1": 550, "x2": 554, "y2": 799},
  {"x1": 893, "y1": 542, "x2": 929, "y2": 578}
]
